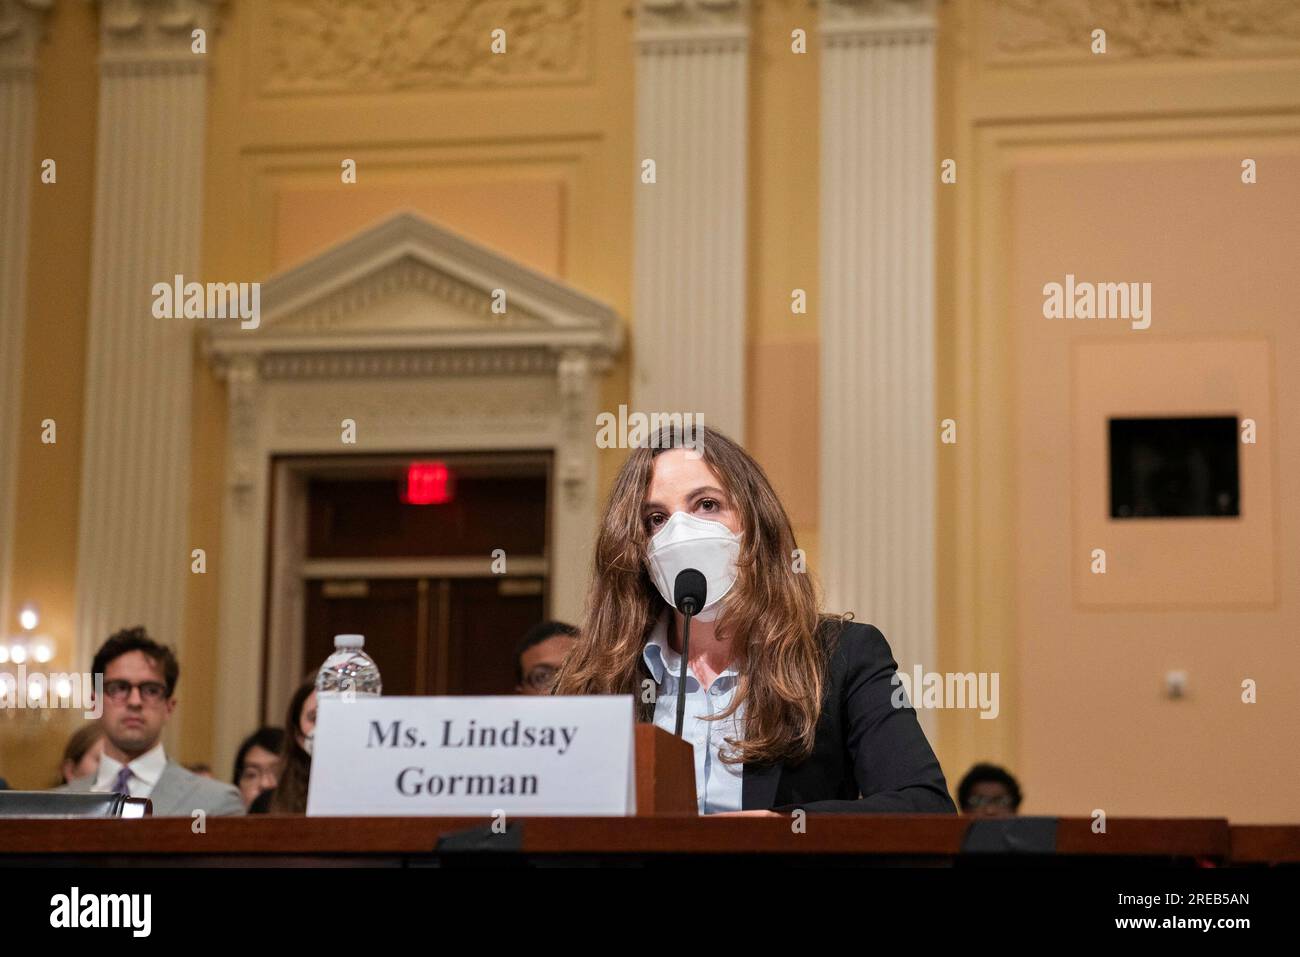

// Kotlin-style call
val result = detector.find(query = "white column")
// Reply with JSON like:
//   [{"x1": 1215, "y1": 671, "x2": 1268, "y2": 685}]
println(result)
[
  {"x1": 633, "y1": 0, "x2": 749, "y2": 440},
  {"x1": 0, "y1": 0, "x2": 52, "y2": 640},
  {"x1": 74, "y1": 0, "x2": 222, "y2": 669},
  {"x1": 819, "y1": 0, "x2": 937, "y2": 682},
  {"x1": 553, "y1": 348, "x2": 604, "y2": 622}
]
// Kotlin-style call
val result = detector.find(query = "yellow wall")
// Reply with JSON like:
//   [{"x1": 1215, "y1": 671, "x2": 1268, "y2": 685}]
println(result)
[
  {"x1": 746, "y1": 0, "x2": 822, "y2": 567},
  {"x1": 1, "y1": 0, "x2": 99, "y2": 788}
]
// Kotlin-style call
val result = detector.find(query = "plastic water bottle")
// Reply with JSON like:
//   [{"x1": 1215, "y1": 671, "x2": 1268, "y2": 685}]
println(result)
[{"x1": 316, "y1": 634, "x2": 382, "y2": 698}]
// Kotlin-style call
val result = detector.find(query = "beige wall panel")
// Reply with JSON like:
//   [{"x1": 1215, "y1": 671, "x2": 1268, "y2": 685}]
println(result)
[
  {"x1": 275, "y1": 179, "x2": 565, "y2": 275},
  {"x1": 749, "y1": 338, "x2": 818, "y2": 533},
  {"x1": 1072, "y1": 340, "x2": 1273, "y2": 607},
  {"x1": 937, "y1": 0, "x2": 1300, "y2": 812},
  {"x1": 1010, "y1": 148, "x2": 1299, "y2": 821}
]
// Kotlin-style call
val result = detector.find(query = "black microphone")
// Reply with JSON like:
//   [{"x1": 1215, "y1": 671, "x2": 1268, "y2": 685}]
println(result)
[{"x1": 672, "y1": 569, "x2": 707, "y2": 738}]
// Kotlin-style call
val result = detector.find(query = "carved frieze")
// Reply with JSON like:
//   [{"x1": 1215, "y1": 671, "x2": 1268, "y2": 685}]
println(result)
[
  {"x1": 257, "y1": 0, "x2": 590, "y2": 94},
  {"x1": 986, "y1": 0, "x2": 1300, "y2": 62}
]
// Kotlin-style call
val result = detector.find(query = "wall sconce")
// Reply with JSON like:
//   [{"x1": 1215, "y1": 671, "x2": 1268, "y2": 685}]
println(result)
[
  {"x1": 1, "y1": 602, "x2": 64, "y2": 723},
  {"x1": 1, "y1": 601, "x2": 56, "y2": 668}
]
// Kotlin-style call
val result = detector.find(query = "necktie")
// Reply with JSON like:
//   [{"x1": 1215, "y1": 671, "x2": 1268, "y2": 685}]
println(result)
[{"x1": 111, "y1": 765, "x2": 132, "y2": 797}]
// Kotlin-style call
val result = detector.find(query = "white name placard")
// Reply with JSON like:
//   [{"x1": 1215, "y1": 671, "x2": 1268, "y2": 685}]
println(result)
[{"x1": 305, "y1": 695, "x2": 636, "y2": 816}]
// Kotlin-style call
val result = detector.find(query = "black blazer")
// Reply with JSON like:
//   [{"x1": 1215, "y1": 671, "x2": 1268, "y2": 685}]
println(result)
[{"x1": 735, "y1": 620, "x2": 956, "y2": 814}]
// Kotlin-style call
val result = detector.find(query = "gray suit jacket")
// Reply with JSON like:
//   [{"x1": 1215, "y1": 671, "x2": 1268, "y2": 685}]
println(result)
[{"x1": 60, "y1": 760, "x2": 245, "y2": 817}]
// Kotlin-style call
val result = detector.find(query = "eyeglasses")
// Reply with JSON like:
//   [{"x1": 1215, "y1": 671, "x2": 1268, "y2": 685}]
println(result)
[
  {"x1": 523, "y1": 665, "x2": 559, "y2": 692},
  {"x1": 102, "y1": 679, "x2": 169, "y2": 703},
  {"x1": 238, "y1": 766, "x2": 278, "y2": 787},
  {"x1": 965, "y1": 794, "x2": 1014, "y2": 809}
]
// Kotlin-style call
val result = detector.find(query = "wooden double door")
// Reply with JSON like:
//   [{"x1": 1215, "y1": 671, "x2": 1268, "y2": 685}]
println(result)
[
  {"x1": 293, "y1": 452, "x2": 551, "y2": 696},
  {"x1": 304, "y1": 576, "x2": 544, "y2": 696}
]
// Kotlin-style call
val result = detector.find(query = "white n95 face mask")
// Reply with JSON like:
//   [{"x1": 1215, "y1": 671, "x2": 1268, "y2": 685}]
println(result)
[{"x1": 646, "y1": 511, "x2": 742, "y2": 622}]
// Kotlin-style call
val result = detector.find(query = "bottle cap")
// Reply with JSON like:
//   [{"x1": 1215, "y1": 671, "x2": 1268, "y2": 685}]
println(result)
[{"x1": 333, "y1": 633, "x2": 365, "y2": 649}]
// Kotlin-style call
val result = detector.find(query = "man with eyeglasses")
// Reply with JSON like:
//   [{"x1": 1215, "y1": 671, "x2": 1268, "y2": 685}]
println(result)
[
  {"x1": 515, "y1": 620, "x2": 579, "y2": 695},
  {"x1": 57, "y1": 626, "x2": 244, "y2": 816},
  {"x1": 956, "y1": 762, "x2": 1023, "y2": 818}
]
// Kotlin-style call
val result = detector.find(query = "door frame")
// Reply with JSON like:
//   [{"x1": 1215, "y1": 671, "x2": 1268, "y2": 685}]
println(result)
[{"x1": 263, "y1": 452, "x2": 552, "y2": 722}]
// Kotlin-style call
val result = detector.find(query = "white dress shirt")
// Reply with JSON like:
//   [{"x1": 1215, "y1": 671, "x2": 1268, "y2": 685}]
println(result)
[
  {"x1": 92, "y1": 741, "x2": 167, "y2": 799},
  {"x1": 642, "y1": 610, "x2": 745, "y2": 814}
]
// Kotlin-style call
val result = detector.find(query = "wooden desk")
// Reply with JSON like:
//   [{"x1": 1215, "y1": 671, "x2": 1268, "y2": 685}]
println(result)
[
  {"x1": 0, "y1": 815, "x2": 1252, "y2": 866},
  {"x1": 1229, "y1": 824, "x2": 1300, "y2": 865}
]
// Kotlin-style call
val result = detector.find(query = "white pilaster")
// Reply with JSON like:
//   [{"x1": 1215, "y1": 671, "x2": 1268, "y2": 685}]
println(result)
[
  {"x1": 633, "y1": 0, "x2": 749, "y2": 439},
  {"x1": 0, "y1": 0, "x2": 51, "y2": 641},
  {"x1": 819, "y1": 0, "x2": 937, "y2": 683},
  {"x1": 74, "y1": 0, "x2": 222, "y2": 671}
]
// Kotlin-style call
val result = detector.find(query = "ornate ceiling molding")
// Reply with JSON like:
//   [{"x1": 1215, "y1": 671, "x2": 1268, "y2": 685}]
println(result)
[
  {"x1": 0, "y1": 0, "x2": 52, "y2": 75},
  {"x1": 986, "y1": 0, "x2": 1300, "y2": 63},
  {"x1": 255, "y1": 0, "x2": 591, "y2": 96},
  {"x1": 94, "y1": 0, "x2": 226, "y2": 69}
]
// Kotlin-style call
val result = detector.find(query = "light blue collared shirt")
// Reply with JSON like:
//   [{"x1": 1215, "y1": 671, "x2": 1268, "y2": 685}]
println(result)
[{"x1": 642, "y1": 611, "x2": 745, "y2": 814}]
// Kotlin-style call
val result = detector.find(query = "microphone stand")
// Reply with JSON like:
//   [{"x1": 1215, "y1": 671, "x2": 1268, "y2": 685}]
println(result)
[{"x1": 674, "y1": 601, "x2": 695, "y2": 738}]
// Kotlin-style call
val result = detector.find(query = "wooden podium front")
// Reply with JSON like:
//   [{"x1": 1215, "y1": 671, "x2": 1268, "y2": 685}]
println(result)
[{"x1": 634, "y1": 724, "x2": 696, "y2": 816}]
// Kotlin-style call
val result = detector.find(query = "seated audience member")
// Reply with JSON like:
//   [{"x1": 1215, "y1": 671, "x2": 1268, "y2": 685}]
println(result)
[
  {"x1": 515, "y1": 620, "x2": 578, "y2": 695},
  {"x1": 251, "y1": 680, "x2": 316, "y2": 815},
  {"x1": 233, "y1": 726, "x2": 285, "y2": 809},
  {"x1": 57, "y1": 626, "x2": 244, "y2": 816},
  {"x1": 59, "y1": 722, "x2": 105, "y2": 786},
  {"x1": 957, "y1": 763, "x2": 1023, "y2": 817}
]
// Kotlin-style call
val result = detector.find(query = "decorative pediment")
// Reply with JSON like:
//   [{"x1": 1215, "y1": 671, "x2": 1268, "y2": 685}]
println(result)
[
  {"x1": 206, "y1": 210, "x2": 622, "y2": 373},
  {"x1": 206, "y1": 213, "x2": 614, "y2": 771}
]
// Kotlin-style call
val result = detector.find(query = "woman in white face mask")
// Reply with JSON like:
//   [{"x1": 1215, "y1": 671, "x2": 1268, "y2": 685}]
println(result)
[{"x1": 553, "y1": 425, "x2": 955, "y2": 817}]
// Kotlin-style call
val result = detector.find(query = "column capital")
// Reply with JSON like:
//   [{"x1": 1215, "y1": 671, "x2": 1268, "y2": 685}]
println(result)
[
  {"x1": 821, "y1": 0, "x2": 937, "y2": 41},
  {"x1": 0, "y1": 0, "x2": 54, "y2": 77},
  {"x1": 92, "y1": 0, "x2": 225, "y2": 70},
  {"x1": 635, "y1": 0, "x2": 749, "y2": 49}
]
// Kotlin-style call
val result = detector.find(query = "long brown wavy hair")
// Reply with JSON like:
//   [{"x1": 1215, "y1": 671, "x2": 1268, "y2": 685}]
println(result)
[
  {"x1": 552, "y1": 424, "x2": 838, "y2": 766},
  {"x1": 268, "y1": 679, "x2": 314, "y2": 814}
]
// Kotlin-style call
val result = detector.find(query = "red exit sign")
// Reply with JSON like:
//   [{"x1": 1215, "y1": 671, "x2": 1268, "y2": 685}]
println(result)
[{"x1": 403, "y1": 462, "x2": 453, "y2": 505}]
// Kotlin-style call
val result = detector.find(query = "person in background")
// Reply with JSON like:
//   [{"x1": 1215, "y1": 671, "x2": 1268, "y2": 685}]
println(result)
[
  {"x1": 957, "y1": 763, "x2": 1023, "y2": 817},
  {"x1": 233, "y1": 726, "x2": 285, "y2": 809},
  {"x1": 515, "y1": 621, "x2": 578, "y2": 695},
  {"x1": 251, "y1": 680, "x2": 316, "y2": 815},
  {"x1": 57, "y1": 626, "x2": 244, "y2": 816},
  {"x1": 185, "y1": 763, "x2": 214, "y2": 778},
  {"x1": 59, "y1": 722, "x2": 105, "y2": 786}
]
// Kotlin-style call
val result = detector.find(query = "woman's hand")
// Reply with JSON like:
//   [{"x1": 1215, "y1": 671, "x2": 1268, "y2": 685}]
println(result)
[{"x1": 710, "y1": 809, "x2": 782, "y2": 818}]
